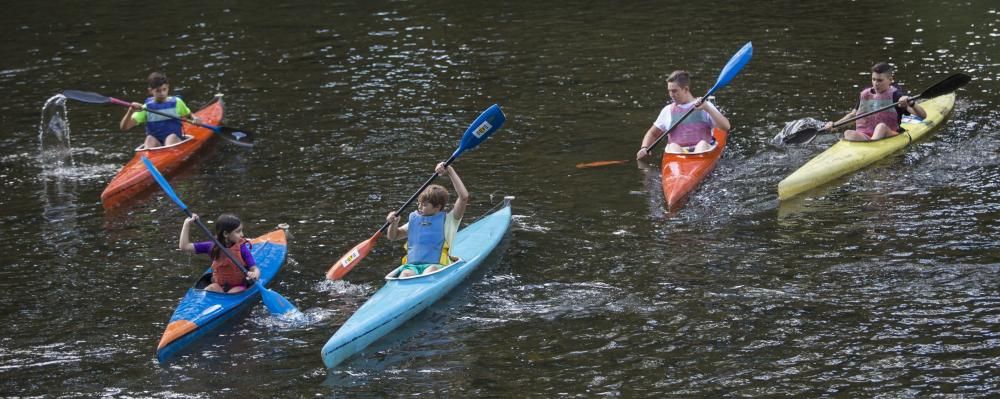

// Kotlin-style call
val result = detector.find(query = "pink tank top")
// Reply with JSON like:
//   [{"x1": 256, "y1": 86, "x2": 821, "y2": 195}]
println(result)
[
  {"x1": 667, "y1": 103, "x2": 713, "y2": 147},
  {"x1": 855, "y1": 86, "x2": 900, "y2": 134}
]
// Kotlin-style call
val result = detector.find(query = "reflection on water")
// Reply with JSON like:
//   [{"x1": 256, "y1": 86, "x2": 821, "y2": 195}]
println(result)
[
  {"x1": 636, "y1": 159, "x2": 666, "y2": 219},
  {"x1": 39, "y1": 176, "x2": 83, "y2": 256}
]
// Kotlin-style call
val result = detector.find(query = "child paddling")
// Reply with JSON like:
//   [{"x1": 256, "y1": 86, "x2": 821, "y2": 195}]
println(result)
[
  {"x1": 385, "y1": 162, "x2": 469, "y2": 278},
  {"x1": 120, "y1": 72, "x2": 199, "y2": 149},
  {"x1": 178, "y1": 213, "x2": 259, "y2": 293}
]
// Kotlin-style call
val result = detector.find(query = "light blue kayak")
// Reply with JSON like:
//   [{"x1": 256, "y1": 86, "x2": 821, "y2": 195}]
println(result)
[{"x1": 321, "y1": 197, "x2": 514, "y2": 368}]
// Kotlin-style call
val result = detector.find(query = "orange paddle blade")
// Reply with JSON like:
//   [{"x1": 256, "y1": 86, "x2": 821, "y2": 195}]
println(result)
[
  {"x1": 326, "y1": 230, "x2": 383, "y2": 280},
  {"x1": 575, "y1": 159, "x2": 630, "y2": 169}
]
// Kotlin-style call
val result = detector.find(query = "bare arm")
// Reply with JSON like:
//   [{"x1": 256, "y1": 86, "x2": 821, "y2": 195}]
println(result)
[
  {"x1": 637, "y1": 125, "x2": 664, "y2": 160},
  {"x1": 699, "y1": 99, "x2": 731, "y2": 132},
  {"x1": 178, "y1": 214, "x2": 198, "y2": 252},
  {"x1": 439, "y1": 163, "x2": 469, "y2": 221},
  {"x1": 120, "y1": 102, "x2": 142, "y2": 131},
  {"x1": 899, "y1": 96, "x2": 927, "y2": 119},
  {"x1": 910, "y1": 102, "x2": 927, "y2": 119},
  {"x1": 834, "y1": 110, "x2": 858, "y2": 125},
  {"x1": 824, "y1": 109, "x2": 859, "y2": 131},
  {"x1": 386, "y1": 212, "x2": 406, "y2": 241}
]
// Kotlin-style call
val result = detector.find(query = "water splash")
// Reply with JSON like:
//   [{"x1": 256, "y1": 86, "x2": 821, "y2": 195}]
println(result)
[
  {"x1": 38, "y1": 94, "x2": 73, "y2": 168},
  {"x1": 37, "y1": 93, "x2": 83, "y2": 256}
]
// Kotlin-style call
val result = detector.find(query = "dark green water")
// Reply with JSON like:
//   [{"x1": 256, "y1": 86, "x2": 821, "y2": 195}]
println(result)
[{"x1": 2, "y1": 0, "x2": 998, "y2": 397}]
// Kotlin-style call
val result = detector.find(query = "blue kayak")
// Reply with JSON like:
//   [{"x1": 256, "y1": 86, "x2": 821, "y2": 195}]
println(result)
[
  {"x1": 157, "y1": 228, "x2": 289, "y2": 362},
  {"x1": 321, "y1": 197, "x2": 514, "y2": 368}
]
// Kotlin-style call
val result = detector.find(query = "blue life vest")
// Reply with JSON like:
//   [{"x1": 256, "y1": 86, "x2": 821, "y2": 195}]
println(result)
[
  {"x1": 143, "y1": 96, "x2": 184, "y2": 138},
  {"x1": 403, "y1": 211, "x2": 450, "y2": 265}
]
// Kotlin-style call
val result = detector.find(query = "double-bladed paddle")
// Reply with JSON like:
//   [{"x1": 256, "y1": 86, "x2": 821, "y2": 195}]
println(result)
[
  {"x1": 774, "y1": 73, "x2": 972, "y2": 146},
  {"x1": 62, "y1": 90, "x2": 254, "y2": 147},
  {"x1": 325, "y1": 104, "x2": 507, "y2": 280},
  {"x1": 140, "y1": 156, "x2": 301, "y2": 317},
  {"x1": 576, "y1": 41, "x2": 753, "y2": 169}
]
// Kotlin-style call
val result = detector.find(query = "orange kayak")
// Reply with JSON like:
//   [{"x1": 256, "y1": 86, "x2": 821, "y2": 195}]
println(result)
[
  {"x1": 660, "y1": 128, "x2": 728, "y2": 212},
  {"x1": 101, "y1": 95, "x2": 224, "y2": 209}
]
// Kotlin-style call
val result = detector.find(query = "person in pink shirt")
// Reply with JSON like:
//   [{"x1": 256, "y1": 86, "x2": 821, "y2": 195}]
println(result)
[
  {"x1": 824, "y1": 62, "x2": 927, "y2": 141},
  {"x1": 637, "y1": 70, "x2": 731, "y2": 159}
]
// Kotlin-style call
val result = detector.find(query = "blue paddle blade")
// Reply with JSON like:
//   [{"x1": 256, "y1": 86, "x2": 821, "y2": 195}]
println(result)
[
  {"x1": 140, "y1": 156, "x2": 189, "y2": 211},
  {"x1": 452, "y1": 104, "x2": 506, "y2": 159},
  {"x1": 259, "y1": 282, "x2": 303, "y2": 317},
  {"x1": 707, "y1": 41, "x2": 753, "y2": 95},
  {"x1": 142, "y1": 156, "x2": 301, "y2": 319}
]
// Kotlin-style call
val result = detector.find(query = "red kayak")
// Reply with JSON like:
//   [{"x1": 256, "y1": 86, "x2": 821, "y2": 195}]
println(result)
[
  {"x1": 101, "y1": 95, "x2": 224, "y2": 209},
  {"x1": 660, "y1": 128, "x2": 727, "y2": 212}
]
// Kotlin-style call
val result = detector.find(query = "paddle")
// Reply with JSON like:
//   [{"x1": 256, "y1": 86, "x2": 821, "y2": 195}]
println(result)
[
  {"x1": 576, "y1": 41, "x2": 754, "y2": 169},
  {"x1": 62, "y1": 90, "x2": 253, "y2": 147},
  {"x1": 325, "y1": 104, "x2": 507, "y2": 280},
  {"x1": 774, "y1": 73, "x2": 972, "y2": 145},
  {"x1": 140, "y1": 156, "x2": 301, "y2": 317}
]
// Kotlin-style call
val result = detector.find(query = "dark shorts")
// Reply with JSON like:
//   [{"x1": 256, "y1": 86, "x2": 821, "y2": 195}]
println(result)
[{"x1": 147, "y1": 130, "x2": 182, "y2": 144}]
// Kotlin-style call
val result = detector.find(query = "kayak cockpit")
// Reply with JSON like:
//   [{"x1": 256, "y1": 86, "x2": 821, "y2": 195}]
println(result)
[
  {"x1": 664, "y1": 139, "x2": 718, "y2": 155},
  {"x1": 133, "y1": 135, "x2": 195, "y2": 152},
  {"x1": 384, "y1": 258, "x2": 467, "y2": 281},
  {"x1": 191, "y1": 272, "x2": 250, "y2": 294}
]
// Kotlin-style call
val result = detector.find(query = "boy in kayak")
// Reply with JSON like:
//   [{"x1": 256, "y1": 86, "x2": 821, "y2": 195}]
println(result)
[
  {"x1": 385, "y1": 162, "x2": 469, "y2": 278},
  {"x1": 637, "y1": 70, "x2": 731, "y2": 159},
  {"x1": 119, "y1": 72, "x2": 197, "y2": 149},
  {"x1": 824, "y1": 62, "x2": 927, "y2": 141},
  {"x1": 178, "y1": 213, "x2": 260, "y2": 293}
]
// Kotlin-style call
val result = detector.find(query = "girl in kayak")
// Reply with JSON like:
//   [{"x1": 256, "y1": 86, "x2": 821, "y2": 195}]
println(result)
[
  {"x1": 178, "y1": 213, "x2": 260, "y2": 293},
  {"x1": 823, "y1": 62, "x2": 927, "y2": 141},
  {"x1": 637, "y1": 70, "x2": 731, "y2": 158},
  {"x1": 385, "y1": 162, "x2": 469, "y2": 278},
  {"x1": 119, "y1": 72, "x2": 198, "y2": 149}
]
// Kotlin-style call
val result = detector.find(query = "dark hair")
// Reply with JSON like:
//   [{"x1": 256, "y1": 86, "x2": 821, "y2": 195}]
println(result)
[
  {"x1": 148, "y1": 72, "x2": 169, "y2": 89},
  {"x1": 666, "y1": 70, "x2": 691, "y2": 88},
  {"x1": 871, "y1": 62, "x2": 894, "y2": 76},
  {"x1": 211, "y1": 213, "x2": 242, "y2": 261}
]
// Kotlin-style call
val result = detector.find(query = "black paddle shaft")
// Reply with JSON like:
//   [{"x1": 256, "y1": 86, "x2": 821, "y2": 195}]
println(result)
[
  {"x1": 783, "y1": 73, "x2": 971, "y2": 145},
  {"x1": 62, "y1": 90, "x2": 253, "y2": 147},
  {"x1": 63, "y1": 90, "x2": 202, "y2": 126},
  {"x1": 644, "y1": 98, "x2": 705, "y2": 155},
  {"x1": 139, "y1": 106, "x2": 224, "y2": 133},
  {"x1": 376, "y1": 152, "x2": 461, "y2": 233},
  {"x1": 833, "y1": 73, "x2": 971, "y2": 130}
]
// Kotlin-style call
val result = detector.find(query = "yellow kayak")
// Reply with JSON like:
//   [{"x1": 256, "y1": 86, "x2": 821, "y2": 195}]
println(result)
[{"x1": 778, "y1": 93, "x2": 956, "y2": 200}]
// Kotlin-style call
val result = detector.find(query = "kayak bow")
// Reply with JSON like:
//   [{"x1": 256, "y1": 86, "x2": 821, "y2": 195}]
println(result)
[{"x1": 661, "y1": 128, "x2": 728, "y2": 212}]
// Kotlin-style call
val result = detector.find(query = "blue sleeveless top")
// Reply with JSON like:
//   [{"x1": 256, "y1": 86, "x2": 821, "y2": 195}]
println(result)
[
  {"x1": 404, "y1": 211, "x2": 449, "y2": 265},
  {"x1": 143, "y1": 96, "x2": 184, "y2": 138}
]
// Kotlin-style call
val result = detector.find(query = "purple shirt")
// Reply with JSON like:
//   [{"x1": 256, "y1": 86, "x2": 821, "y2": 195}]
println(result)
[{"x1": 193, "y1": 241, "x2": 256, "y2": 268}]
